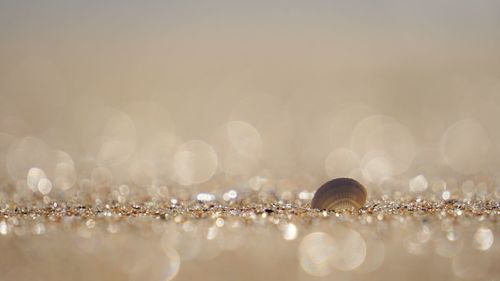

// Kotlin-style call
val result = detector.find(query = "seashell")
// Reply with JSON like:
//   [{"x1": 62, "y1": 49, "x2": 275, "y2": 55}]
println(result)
[{"x1": 311, "y1": 178, "x2": 367, "y2": 210}]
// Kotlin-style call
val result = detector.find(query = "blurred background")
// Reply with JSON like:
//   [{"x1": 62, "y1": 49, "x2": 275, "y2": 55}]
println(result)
[
  {"x1": 0, "y1": 1, "x2": 500, "y2": 190},
  {"x1": 1, "y1": 1, "x2": 500, "y2": 281},
  {"x1": 1, "y1": 0, "x2": 500, "y2": 197}
]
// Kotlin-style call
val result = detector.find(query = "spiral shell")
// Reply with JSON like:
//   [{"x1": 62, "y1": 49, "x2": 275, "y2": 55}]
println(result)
[{"x1": 311, "y1": 178, "x2": 367, "y2": 210}]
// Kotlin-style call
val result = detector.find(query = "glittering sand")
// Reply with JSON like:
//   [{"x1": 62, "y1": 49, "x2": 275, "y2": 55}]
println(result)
[{"x1": 0, "y1": 197, "x2": 498, "y2": 281}]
